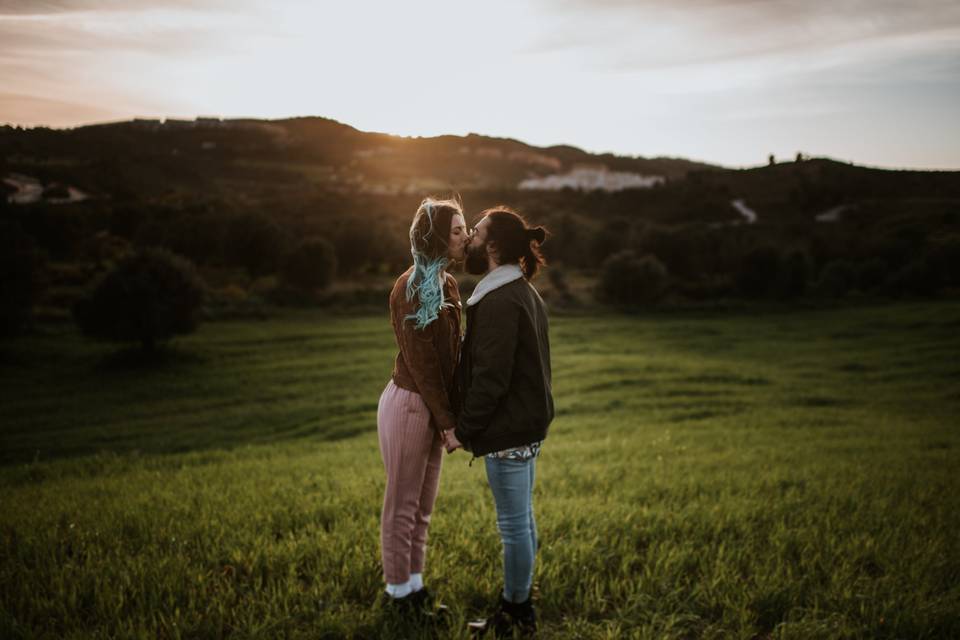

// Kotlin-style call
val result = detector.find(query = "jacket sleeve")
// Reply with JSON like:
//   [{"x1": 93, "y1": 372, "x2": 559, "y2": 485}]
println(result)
[
  {"x1": 454, "y1": 294, "x2": 519, "y2": 448},
  {"x1": 394, "y1": 300, "x2": 456, "y2": 434}
]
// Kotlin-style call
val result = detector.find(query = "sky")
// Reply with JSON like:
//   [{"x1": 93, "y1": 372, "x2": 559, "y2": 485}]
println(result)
[{"x1": 1, "y1": 0, "x2": 959, "y2": 169}]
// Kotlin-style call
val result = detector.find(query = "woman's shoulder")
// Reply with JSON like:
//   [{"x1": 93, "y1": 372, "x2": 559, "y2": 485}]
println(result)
[
  {"x1": 390, "y1": 267, "x2": 415, "y2": 307},
  {"x1": 391, "y1": 266, "x2": 415, "y2": 291},
  {"x1": 443, "y1": 271, "x2": 460, "y2": 294}
]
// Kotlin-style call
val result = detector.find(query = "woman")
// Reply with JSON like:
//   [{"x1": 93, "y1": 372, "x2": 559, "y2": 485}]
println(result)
[{"x1": 377, "y1": 196, "x2": 467, "y2": 615}]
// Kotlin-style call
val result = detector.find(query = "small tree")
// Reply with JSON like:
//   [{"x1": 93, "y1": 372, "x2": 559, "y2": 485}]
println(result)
[
  {"x1": 74, "y1": 248, "x2": 206, "y2": 352},
  {"x1": 281, "y1": 237, "x2": 337, "y2": 291},
  {"x1": 599, "y1": 250, "x2": 668, "y2": 306}
]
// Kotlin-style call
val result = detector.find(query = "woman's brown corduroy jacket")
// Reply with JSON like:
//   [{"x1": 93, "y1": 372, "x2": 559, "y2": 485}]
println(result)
[{"x1": 389, "y1": 267, "x2": 462, "y2": 435}]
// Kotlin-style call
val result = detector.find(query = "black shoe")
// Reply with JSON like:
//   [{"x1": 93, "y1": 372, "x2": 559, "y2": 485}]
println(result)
[
  {"x1": 468, "y1": 595, "x2": 537, "y2": 637},
  {"x1": 381, "y1": 590, "x2": 418, "y2": 615},
  {"x1": 510, "y1": 597, "x2": 537, "y2": 636},
  {"x1": 411, "y1": 587, "x2": 450, "y2": 619}
]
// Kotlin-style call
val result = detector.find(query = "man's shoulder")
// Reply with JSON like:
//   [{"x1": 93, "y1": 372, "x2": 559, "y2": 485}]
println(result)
[
  {"x1": 476, "y1": 278, "x2": 526, "y2": 310},
  {"x1": 487, "y1": 277, "x2": 543, "y2": 307},
  {"x1": 486, "y1": 276, "x2": 528, "y2": 298}
]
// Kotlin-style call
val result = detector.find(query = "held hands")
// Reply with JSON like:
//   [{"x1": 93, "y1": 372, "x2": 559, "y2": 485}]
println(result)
[{"x1": 441, "y1": 429, "x2": 463, "y2": 454}]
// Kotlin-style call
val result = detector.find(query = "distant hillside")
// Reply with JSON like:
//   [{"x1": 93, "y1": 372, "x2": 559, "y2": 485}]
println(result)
[
  {"x1": 0, "y1": 116, "x2": 715, "y2": 203},
  {"x1": 2, "y1": 116, "x2": 958, "y2": 325},
  {"x1": 691, "y1": 158, "x2": 960, "y2": 208}
]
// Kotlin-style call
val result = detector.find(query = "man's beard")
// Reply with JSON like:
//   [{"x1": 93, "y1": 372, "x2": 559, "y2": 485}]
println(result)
[{"x1": 465, "y1": 242, "x2": 489, "y2": 275}]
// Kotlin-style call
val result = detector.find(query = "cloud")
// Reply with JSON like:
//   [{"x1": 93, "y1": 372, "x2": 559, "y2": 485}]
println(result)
[
  {"x1": 0, "y1": 1, "x2": 258, "y2": 125},
  {"x1": 0, "y1": 0, "x2": 234, "y2": 16},
  {"x1": 0, "y1": 13, "x2": 239, "y2": 59},
  {"x1": 527, "y1": 0, "x2": 960, "y2": 70}
]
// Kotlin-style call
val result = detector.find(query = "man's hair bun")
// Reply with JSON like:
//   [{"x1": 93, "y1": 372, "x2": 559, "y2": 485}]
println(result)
[{"x1": 528, "y1": 226, "x2": 547, "y2": 244}]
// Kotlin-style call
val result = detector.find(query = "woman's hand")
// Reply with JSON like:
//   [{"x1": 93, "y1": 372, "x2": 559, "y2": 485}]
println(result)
[{"x1": 442, "y1": 429, "x2": 463, "y2": 453}]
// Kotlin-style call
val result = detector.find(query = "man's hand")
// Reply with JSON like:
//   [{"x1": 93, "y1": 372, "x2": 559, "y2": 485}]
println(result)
[{"x1": 442, "y1": 429, "x2": 463, "y2": 453}]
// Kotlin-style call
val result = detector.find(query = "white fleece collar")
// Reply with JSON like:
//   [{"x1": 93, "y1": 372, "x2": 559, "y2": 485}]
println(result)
[{"x1": 466, "y1": 264, "x2": 523, "y2": 306}]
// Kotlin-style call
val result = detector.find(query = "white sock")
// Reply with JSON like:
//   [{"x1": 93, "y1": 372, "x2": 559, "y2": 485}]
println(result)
[
  {"x1": 385, "y1": 580, "x2": 413, "y2": 599},
  {"x1": 409, "y1": 573, "x2": 423, "y2": 592}
]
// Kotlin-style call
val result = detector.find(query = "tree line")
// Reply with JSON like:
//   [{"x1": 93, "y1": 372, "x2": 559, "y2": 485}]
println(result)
[{"x1": 2, "y1": 178, "x2": 958, "y2": 348}]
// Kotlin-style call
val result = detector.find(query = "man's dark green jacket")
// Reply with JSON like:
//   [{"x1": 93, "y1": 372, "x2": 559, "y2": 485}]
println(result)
[{"x1": 454, "y1": 277, "x2": 553, "y2": 455}]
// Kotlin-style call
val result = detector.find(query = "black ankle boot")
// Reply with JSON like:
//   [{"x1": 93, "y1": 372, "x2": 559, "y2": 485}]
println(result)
[
  {"x1": 411, "y1": 587, "x2": 450, "y2": 619},
  {"x1": 382, "y1": 590, "x2": 417, "y2": 614},
  {"x1": 468, "y1": 595, "x2": 537, "y2": 637},
  {"x1": 505, "y1": 597, "x2": 536, "y2": 635}
]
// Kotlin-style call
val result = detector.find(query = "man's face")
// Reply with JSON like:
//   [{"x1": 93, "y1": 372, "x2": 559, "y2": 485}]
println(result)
[{"x1": 465, "y1": 216, "x2": 491, "y2": 275}]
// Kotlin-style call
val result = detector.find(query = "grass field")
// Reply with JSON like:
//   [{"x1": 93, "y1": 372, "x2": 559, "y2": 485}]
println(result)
[{"x1": 2, "y1": 301, "x2": 959, "y2": 639}]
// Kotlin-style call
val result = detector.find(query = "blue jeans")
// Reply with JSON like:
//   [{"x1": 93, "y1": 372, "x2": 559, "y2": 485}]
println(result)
[{"x1": 484, "y1": 456, "x2": 538, "y2": 603}]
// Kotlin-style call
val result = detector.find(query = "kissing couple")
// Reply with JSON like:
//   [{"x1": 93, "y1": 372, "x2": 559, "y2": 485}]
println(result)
[{"x1": 377, "y1": 196, "x2": 554, "y2": 636}]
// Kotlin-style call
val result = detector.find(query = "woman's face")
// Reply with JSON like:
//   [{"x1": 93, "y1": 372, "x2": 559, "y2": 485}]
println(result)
[{"x1": 447, "y1": 213, "x2": 467, "y2": 261}]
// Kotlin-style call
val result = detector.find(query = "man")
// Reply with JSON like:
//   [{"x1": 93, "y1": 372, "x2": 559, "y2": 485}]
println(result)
[{"x1": 443, "y1": 207, "x2": 554, "y2": 637}]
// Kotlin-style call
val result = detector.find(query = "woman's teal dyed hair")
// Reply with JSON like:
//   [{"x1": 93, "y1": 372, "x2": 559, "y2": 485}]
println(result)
[{"x1": 405, "y1": 196, "x2": 462, "y2": 330}]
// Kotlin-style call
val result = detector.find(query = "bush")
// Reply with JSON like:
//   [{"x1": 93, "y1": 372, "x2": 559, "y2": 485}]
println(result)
[
  {"x1": 928, "y1": 235, "x2": 960, "y2": 287},
  {"x1": 856, "y1": 258, "x2": 889, "y2": 293},
  {"x1": 223, "y1": 213, "x2": 288, "y2": 277},
  {"x1": 332, "y1": 218, "x2": 408, "y2": 275},
  {"x1": 164, "y1": 214, "x2": 229, "y2": 266},
  {"x1": 736, "y1": 246, "x2": 781, "y2": 298},
  {"x1": 281, "y1": 237, "x2": 337, "y2": 291},
  {"x1": 779, "y1": 249, "x2": 812, "y2": 299},
  {"x1": 0, "y1": 223, "x2": 45, "y2": 336},
  {"x1": 815, "y1": 260, "x2": 857, "y2": 298},
  {"x1": 638, "y1": 224, "x2": 707, "y2": 280},
  {"x1": 591, "y1": 217, "x2": 632, "y2": 264},
  {"x1": 885, "y1": 258, "x2": 938, "y2": 297},
  {"x1": 546, "y1": 266, "x2": 576, "y2": 306},
  {"x1": 74, "y1": 248, "x2": 206, "y2": 352},
  {"x1": 599, "y1": 250, "x2": 668, "y2": 306}
]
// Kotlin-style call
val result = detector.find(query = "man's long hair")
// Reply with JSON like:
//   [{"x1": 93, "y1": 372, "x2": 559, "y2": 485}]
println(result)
[{"x1": 481, "y1": 207, "x2": 548, "y2": 280}]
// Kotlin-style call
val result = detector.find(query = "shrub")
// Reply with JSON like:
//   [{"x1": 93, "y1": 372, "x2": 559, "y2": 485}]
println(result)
[
  {"x1": 885, "y1": 258, "x2": 938, "y2": 297},
  {"x1": 599, "y1": 250, "x2": 668, "y2": 306},
  {"x1": 0, "y1": 223, "x2": 45, "y2": 336},
  {"x1": 223, "y1": 213, "x2": 288, "y2": 277},
  {"x1": 779, "y1": 249, "x2": 812, "y2": 299},
  {"x1": 815, "y1": 260, "x2": 858, "y2": 298},
  {"x1": 856, "y1": 258, "x2": 889, "y2": 293},
  {"x1": 928, "y1": 235, "x2": 960, "y2": 287},
  {"x1": 281, "y1": 237, "x2": 337, "y2": 291},
  {"x1": 73, "y1": 248, "x2": 206, "y2": 352},
  {"x1": 591, "y1": 217, "x2": 632, "y2": 264},
  {"x1": 736, "y1": 246, "x2": 781, "y2": 298},
  {"x1": 546, "y1": 265, "x2": 576, "y2": 306}
]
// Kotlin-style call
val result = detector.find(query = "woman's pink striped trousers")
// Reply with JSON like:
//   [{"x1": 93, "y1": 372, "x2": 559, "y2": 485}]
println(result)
[{"x1": 377, "y1": 379, "x2": 444, "y2": 584}]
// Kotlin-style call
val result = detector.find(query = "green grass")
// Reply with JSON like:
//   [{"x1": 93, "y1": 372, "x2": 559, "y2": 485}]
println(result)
[{"x1": 2, "y1": 302, "x2": 959, "y2": 638}]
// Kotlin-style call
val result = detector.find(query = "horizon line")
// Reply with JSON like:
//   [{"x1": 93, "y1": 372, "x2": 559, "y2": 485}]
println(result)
[{"x1": 3, "y1": 113, "x2": 958, "y2": 174}]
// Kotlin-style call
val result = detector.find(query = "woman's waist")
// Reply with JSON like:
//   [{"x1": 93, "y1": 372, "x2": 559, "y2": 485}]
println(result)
[{"x1": 392, "y1": 355, "x2": 458, "y2": 391}]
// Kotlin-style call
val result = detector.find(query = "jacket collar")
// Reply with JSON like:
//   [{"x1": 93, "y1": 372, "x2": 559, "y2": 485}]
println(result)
[{"x1": 466, "y1": 263, "x2": 523, "y2": 306}]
